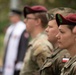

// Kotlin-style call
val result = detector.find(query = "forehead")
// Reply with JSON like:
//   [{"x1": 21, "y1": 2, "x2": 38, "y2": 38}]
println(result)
[
  {"x1": 48, "y1": 20, "x2": 57, "y2": 26},
  {"x1": 26, "y1": 14, "x2": 35, "y2": 17},
  {"x1": 59, "y1": 25, "x2": 69, "y2": 30}
]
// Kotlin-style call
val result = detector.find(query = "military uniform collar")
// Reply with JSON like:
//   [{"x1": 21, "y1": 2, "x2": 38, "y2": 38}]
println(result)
[
  {"x1": 64, "y1": 55, "x2": 76, "y2": 68},
  {"x1": 51, "y1": 47, "x2": 61, "y2": 57}
]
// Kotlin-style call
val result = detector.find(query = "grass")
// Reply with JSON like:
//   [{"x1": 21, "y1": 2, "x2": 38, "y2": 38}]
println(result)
[{"x1": 0, "y1": 33, "x2": 5, "y2": 67}]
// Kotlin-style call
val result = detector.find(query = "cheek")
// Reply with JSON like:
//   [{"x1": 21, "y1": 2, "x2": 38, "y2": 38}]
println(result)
[
  {"x1": 49, "y1": 29, "x2": 56, "y2": 34},
  {"x1": 26, "y1": 23, "x2": 35, "y2": 33},
  {"x1": 59, "y1": 34, "x2": 73, "y2": 49},
  {"x1": 26, "y1": 24, "x2": 31, "y2": 32},
  {"x1": 58, "y1": 36, "x2": 68, "y2": 49},
  {"x1": 48, "y1": 29, "x2": 58, "y2": 41}
]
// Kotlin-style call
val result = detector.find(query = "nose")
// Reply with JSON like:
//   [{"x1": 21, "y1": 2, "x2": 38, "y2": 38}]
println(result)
[
  {"x1": 45, "y1": 27, "x2": 49, "y2": 33},
  {"x1": 24, "y1": 18, "x2": 27, "y2": 24},
  {"x1": 56, "y1": 32, "x2": 60, "y2": 39}
]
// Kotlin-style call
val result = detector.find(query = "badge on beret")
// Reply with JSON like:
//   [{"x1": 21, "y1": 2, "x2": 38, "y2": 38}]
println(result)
[
  {"x1": 25, "y1": 9, "x2": 29, "y2": 13},
  {"x1": 58, "y1": 14, "x2": 63, "y2": 23}
]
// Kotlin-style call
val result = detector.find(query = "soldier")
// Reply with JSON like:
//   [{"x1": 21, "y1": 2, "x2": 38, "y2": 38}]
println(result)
[
  {"x1": 56, "y1": 13, "x2": 76, "y2": 75},
  {"x1": 20, "y1": 5, "x2": 53, "y2": 75},
  {"x1": 40, "y1": 7, "x2": 76, "y2": 75}
]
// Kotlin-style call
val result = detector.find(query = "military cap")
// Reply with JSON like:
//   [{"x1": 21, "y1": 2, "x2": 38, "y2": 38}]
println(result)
[
  {"x1": 46, "y1": 7, "x2": 76, "y2": 21},
  {"x1": 56, "y1": 13, "x2": 76, "y2": 26},
  {"x1": 23, "y1": 5, "x2": 47, "y2": 18},
  {"x1": 9, "y1": 9, "x2": 22, "y2": 16}
]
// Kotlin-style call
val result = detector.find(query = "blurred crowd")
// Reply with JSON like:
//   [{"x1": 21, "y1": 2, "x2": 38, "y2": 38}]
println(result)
[{"x1": 0, "y1": 5, "x2": 76, "y2": 75}]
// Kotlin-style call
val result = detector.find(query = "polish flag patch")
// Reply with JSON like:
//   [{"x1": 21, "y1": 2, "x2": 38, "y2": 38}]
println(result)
[{"x1": 62, "y1": 58, "x2": 69, "y2": 63}]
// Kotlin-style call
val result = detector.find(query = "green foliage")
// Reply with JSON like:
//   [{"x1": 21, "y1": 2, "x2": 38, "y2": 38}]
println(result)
[
  {"x1": 0, "y1": 0, "x2": 76, "y2": 34},
  {"x1": 21, "y1": 0, "x2": 76, "y2": 9},
  {"x1": 0, "y1": 20, "x2": 9, "y2": 33},
  {"x1": 0, "y1": 34, "x2": 4, "y2": 66}
]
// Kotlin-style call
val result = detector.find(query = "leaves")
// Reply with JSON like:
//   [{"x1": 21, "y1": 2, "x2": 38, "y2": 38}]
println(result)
[{"x1": 0, "y1": 0, "x2": 76, "y2": 33}]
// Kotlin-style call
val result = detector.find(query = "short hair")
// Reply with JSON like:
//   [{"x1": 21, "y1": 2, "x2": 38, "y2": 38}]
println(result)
[
  {"x1": 67, "y1": 25, "x2": 75, "y2": 31},
  {"x1": 34, "y1": 12, "x2": 48, "y2": 28}
]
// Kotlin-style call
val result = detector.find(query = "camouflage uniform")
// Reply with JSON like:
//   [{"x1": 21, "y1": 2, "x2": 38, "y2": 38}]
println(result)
[
  {"x1": 40, "y1": 7, "x2": 76, "y2": 75},
  {"x1": 61, "y1": 55, "x2": 76, "y2": 75},
  {"x1": 40, "y1": 47, "x2": 71, "y2": 75},
  {"x1": 20, "y1": 32, "x2": 53, "y2": 75}
]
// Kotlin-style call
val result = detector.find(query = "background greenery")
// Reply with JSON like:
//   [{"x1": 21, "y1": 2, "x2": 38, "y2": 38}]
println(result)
[
  {"x1": 0, "y1": 0, "x2": 76, "y2": 66},
  {"x1": 0, "y1": 34, "x2": 4, "y2": 66}
]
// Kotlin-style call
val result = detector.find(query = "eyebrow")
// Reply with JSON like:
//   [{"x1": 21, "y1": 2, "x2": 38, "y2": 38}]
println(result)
[{"x1": 59, "y1": 28, "x2": 63, "y2": 31}]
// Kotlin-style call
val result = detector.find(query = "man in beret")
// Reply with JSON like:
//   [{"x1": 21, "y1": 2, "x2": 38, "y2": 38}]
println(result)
[
  {"x1": 3, "y1": 9, "x2": 29, "y2": 75},
  {"x1": 56, "y1": 13, "x2": 76, "y2": 75},
  {"x1": 20, "y1": 5, "x2": 53, "y2": 75},
  {"x1": 40, "y1": 7, "x2": 76, "y2": 75}
]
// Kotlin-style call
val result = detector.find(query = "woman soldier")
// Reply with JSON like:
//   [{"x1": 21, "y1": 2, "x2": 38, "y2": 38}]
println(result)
[{"x1": 56, "y1": 13, "x2": 76, "y2": 75}]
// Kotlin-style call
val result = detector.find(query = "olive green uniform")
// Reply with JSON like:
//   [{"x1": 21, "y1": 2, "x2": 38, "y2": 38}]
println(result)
[
  {"x1": 20, "y1": 32, "x2": 53, "y2": 75},
  {"x1": 40, "y1": 47, "x2": 71, "y2": 75}
]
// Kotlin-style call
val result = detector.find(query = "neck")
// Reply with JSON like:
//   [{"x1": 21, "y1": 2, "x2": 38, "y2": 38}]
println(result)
[
  {"x1": 14, "y1": 19, "x2": 20, "y2": 24},
  {"x1": 53, "y1": 41, "x2": 58, "y2": 49},
  {"x1": 67, "y1": 44, "x2": 76, "y2": 57},
  {"x1": 31, "y1": 27, "x2": 45, "y2": 38}
]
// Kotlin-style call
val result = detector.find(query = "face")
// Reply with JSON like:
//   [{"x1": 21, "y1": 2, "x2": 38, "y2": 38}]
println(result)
[
  {"x1": 9, "y1": 14, "x2": 20, "y2": 23},
  {"x1": 56, "y1": 25, "x2": 76, "y2": 49},
  {"x1": 45, "y1": 20, "x2": 59, "y2": 43},
  {"x1": 24, "y1": 14, "x2": 38, "y2": 33}
]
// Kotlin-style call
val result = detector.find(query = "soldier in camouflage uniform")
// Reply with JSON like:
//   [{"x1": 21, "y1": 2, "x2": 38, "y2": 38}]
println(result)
[
  {"x1": 20, "y1": 5, "x2": 54, "y2": 75},
  {"x1": 40, "y1": 7, "x2": 76, "y2": 75},
  {"x1": 56, "y1": 13, "x2": 76, "y2": 75}
]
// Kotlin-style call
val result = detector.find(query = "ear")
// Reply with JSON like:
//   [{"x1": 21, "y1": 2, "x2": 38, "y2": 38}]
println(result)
[
  {"x1": 73, "y1": 26, "x2": 76, "y2": 34},
  {"x1": 36, "y1": 18, "x2": 41, "y2": 26}
]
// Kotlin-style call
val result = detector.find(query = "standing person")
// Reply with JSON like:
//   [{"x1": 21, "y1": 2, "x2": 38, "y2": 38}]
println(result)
[
  {"x1": 40, "y1": 7, "x2": 76, "y2": 75},
  {"x1": 3, "y1": 9, "x2": 29, "y2": 75},
  {"x1": 56, "y1": 13, "x2": 76, "y2": 75},
  {"x1": 20, "y1": 5, "x2": 53, "y2": 75}
]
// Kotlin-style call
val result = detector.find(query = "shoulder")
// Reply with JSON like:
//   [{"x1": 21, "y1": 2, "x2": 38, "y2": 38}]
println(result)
[
  {"x1": 33, "y1": 33, "x2": 53, "y2": 50},
  {"x1": 57, "y1": 49, "x2": 70, "y2": 58},
  {"x1": 71, "y1": 61, "x2": 76, "y2": 71},
  {"x1": 33, "y1": 43, "x2": 52, "y2": 57},
  {"x1": 55, "y1": 49, "x2": 70, "y2": 65},
  {"x1": 32, "y1": 35, "x2": 53, "y2": 56}
]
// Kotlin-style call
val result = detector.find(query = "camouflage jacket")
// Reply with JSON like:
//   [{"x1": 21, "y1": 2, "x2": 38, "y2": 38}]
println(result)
[
  {"x1": 40, "y1": 47, "x2": 71, "y2": 75},
  {"x1": 61, "y1": 55, "x2": 76, "y2": 75},
  {"x1": 20, "y1": 32, "x2": 53, "y2": 75}
]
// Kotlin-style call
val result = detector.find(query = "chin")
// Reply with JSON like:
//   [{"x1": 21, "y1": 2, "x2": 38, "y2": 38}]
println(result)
[
  {"x1": 48, "y1": 39, "x2": 51, "y2": 42},
  {"x1": 58, "y1": 45, "x2": 64, "y2": 49}
]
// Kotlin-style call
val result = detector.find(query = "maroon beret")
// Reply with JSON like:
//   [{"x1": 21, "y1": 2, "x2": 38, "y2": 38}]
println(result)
[
  {"x1": 56, "y1": 13, "x2": 76, "y2": 26},
  {"x1": 23, "y1": 5, "x2": 47, "y2": 18}
]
